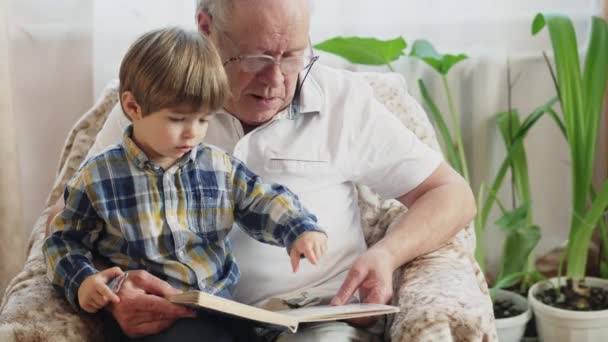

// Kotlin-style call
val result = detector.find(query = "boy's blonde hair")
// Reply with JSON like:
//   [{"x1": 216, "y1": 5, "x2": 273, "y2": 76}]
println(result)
[{"x1": 119, "y1": 27, "x2": 228, "y2": 116}]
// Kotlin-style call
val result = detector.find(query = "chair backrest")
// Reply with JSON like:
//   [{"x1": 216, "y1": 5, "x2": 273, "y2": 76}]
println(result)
[{"x1": 358, "y1": 71, "x2": 475, "y2": 254}]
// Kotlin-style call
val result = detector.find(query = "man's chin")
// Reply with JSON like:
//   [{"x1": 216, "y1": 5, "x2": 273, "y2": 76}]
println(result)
[{"x1": 230, "y1": 108, "x2": 283, "y2": 127}]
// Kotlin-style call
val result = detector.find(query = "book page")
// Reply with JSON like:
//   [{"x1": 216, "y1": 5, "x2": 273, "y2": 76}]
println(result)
[{"x1": 278, "y1": 303, "x2": 399, "y2": 322}]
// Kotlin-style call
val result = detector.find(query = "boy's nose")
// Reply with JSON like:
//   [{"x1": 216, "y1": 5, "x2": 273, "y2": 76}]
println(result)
[{"x1": 183, "y1": 125, "x2": 196, "y2": 139}]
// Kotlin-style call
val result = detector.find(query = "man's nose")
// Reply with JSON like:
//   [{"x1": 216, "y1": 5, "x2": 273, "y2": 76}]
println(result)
[{"x1": 258, "y1": 62, "x2": 285, "y2": 87}]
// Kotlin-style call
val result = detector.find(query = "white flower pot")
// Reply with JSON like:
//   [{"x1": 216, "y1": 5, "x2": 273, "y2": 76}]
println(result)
[
  {"x1": 494, "y1": 289, "x2": 532, "y2": 342},
  {"x1": 529, "y1": 277, "x2": 608, "y2": 342}
]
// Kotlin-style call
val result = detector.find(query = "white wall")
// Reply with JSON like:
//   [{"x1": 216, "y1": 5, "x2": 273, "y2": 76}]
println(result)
[
  {"x1": 8, "y1": 0, "x2": 605, "y2": 275},
  {"x1": 9, "y1": 0, "x2": 93, "y2": 239}
]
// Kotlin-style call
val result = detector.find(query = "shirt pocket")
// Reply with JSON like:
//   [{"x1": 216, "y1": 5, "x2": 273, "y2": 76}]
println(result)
[
  {"x1": 187, "y1": 185, "x2": 234, "y2": 241},
  {"x1": 264, "y1": 148, "x2": 332, "y2": 177}
]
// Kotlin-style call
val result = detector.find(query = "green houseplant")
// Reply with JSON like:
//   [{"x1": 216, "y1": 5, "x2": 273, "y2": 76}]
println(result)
[{"x1": 527, "y1": 12, "x2": 608, "y2": 342}]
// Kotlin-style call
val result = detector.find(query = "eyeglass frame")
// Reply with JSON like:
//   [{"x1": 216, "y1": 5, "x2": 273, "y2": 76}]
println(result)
[
  {"x1": 217, "y1": 32, "x2": 319, "y2": 119},
  {"x1": 221, "y1": 38, "x2": 318, "y2": 75}
]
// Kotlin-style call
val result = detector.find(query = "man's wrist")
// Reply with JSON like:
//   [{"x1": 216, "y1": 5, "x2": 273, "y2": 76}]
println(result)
[{"x1": 368, "y1": 243, "x2": 400, "y2": 272}]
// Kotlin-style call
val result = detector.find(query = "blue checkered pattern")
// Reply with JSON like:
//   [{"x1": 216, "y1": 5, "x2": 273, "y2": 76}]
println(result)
[{"x1": 44, "y1": 127, "x2": 322, "y2": 310}]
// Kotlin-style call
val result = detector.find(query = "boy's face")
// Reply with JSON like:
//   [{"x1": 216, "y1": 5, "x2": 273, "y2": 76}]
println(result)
[{"x1": 131, "y1": 108, "x2": 211, "y2": 169}]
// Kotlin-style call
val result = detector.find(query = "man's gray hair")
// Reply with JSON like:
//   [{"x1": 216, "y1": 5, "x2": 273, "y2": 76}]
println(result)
[
  {"x1": 196, "y1": 0, "x2": 234, "y2": 33},
  {"x1": 196, "y1": 0, "x2": 312, "y2": 33}
]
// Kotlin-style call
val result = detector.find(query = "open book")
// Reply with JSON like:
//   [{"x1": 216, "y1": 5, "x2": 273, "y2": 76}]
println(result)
[{"x1": 170, "y1": 290, "x2": 399, "y2": 333}]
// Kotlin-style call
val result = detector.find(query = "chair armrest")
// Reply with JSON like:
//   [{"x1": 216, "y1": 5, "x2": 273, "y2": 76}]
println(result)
[{"x1": 387, "y1": 236, "x2": 497, "y2": 341}]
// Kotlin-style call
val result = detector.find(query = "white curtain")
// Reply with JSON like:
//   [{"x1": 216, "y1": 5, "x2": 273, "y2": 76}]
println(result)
[
  {"x1": 0, "y1": 0, "x2": 25, "y2": 293},
  {"x1": 5, "y1": 0, "x2": 605, "y2": 278}
]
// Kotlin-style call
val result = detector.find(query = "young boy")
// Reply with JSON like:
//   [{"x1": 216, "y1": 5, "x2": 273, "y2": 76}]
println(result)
[{"x1": 44, "y1": 27, "x2": 327, "y2": 327}]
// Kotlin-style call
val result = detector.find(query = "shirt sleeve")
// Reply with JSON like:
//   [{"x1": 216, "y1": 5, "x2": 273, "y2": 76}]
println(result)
[
  {"x1": 339, "y1": 75, "x2": 443, "y2": 200},
  {"x1": 43, "y1": 167, "x2": 104, "y2": 310},
  {"x1": 229, "y1": 156, "x2": 325, "y2": 252}
]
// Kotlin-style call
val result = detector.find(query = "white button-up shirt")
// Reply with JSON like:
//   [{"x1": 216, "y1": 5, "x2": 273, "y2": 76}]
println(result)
[{"x1": 88, "y1": 64, "x2": 442, "y2": 306}]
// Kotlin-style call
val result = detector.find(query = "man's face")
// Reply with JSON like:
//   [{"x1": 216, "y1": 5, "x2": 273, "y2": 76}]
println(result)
[{"x1": 206, "y1": 0, "x2": 310, "y2": 126}]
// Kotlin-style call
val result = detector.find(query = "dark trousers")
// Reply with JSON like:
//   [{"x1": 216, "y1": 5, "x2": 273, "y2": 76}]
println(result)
[{"x1": 104, "y1": 312, "x2": 259, "y2": 342}]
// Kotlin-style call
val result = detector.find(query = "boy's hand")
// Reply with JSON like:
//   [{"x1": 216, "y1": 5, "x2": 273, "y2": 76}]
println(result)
[
  {"x1": 78, "y1": 266, "x2": 123, "y2": 313},
  {"x1": 289, "y1": 231, "x2": 327, "y2": 273}
]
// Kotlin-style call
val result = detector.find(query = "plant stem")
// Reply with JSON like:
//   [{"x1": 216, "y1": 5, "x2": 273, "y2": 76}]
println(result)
[{"x1": 441, "y1": 75, "x2": 469, "y2": 182}]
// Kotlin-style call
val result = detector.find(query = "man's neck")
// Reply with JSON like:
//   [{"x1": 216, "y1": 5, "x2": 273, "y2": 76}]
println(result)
[{"x1": 241, "y1": 122, "x2": 260, "y2": 135}]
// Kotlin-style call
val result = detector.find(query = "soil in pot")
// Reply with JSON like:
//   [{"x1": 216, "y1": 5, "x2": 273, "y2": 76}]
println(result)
[
  {"x1": 535, "y1": 279, "x2": 608, "y2": 311},
  {"x1": 493, "y1": 298, "x2": 524, "y2": 319}
]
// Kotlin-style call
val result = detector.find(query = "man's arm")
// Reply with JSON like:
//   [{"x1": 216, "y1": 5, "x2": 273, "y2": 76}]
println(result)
[
  {"x1": 332, "y1": 162, "x2": 475, "y2": 310},
  {"x1": 379, "y1": 162, "x2": 475, "y2": 268}
]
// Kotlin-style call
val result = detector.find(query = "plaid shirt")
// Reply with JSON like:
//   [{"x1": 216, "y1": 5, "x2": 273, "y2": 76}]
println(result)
[{"x1": 44, "y1": 127, "x2": 323, "y2": 310}]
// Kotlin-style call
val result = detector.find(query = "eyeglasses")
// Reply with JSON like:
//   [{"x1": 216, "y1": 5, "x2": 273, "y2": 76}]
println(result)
[
  {"x1": 223, "y1": 54, "x2": 317, "y2": 74},
  {"x1": 221, "y1": 34, "x2": 318, "y2": 75}
]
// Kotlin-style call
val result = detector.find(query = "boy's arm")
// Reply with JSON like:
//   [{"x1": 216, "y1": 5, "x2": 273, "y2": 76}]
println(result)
[
  {"x1": 43, "y1": 170, "x2": 105, "y2": 310},
  {"x1": 229, "y1": 157, "x2": 325, "y2": 251}
]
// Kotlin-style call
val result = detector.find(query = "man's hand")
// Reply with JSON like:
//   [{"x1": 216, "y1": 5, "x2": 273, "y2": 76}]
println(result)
[
  {"x1": 330, "y1": 247, "x2": 395, "y2": 326},
  {"x1": 107, "y1": 270, "x2": 197, "y2": 338},
  {"x1": 289, "y1": 231, "x2": 328, "y2": 273}
]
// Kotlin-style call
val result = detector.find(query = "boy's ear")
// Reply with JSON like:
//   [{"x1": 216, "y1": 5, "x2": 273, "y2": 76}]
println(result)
[{"x1": 121, "y1": 91, "x2": 143, "y2": 121}]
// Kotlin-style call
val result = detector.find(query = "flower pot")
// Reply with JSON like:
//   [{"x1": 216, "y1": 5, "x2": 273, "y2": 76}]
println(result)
[
  {"x1": 494, "y1": 289, "x2": 532, "y2": 342},
  {"x1": 529, "y1": 277, "x2": 608, "y2": 342}
]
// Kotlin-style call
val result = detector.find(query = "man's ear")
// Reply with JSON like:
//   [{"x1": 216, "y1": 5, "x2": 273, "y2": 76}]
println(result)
[
  {"x1": 197, "y1": 10, "x2": 212, "y2": 36},
  {"x1": 121, "y1": 91, "x2": 143, "y2": 121}
]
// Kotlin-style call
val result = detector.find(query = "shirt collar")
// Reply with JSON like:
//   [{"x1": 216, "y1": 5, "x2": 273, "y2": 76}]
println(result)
[
  {"x1": 287, "y1": 69, "x2": 324, "y2": 119},
  {"x1": 122, "y1": 125, "x2": 197, "y2": 172}
]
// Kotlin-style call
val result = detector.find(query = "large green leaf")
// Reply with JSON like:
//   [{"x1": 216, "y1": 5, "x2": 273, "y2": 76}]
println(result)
[
  {"x1": 418, "y1": 79, "x2": 462, "y2": 174},
  {"x1": 498, "y1": 224, "x2": 542, "y2": 281},
  {"x1": 497, "y1": 111, "x2": 532, "y2": 211},
  {"x1": 534, "y1": 13, "x2": 608, "y2": 280},
  {"x1": 313, "y1": 36, "x2": 406, "y2": 66},
  {"x1": 479, "y1": 97, "x2": 558, "y2": 232},
  {"x1": 495, "y1": 204, "x2": 530, "y2": 233},
  {"x1": 581, "y1": 17, "x2": 608, "y2": 205},
  {"x1": 410, "y1": 40, "x2": 468, "y2": 75},
  {"x1": 567, "y1": 180, "x2": 608, "y2": 277}
]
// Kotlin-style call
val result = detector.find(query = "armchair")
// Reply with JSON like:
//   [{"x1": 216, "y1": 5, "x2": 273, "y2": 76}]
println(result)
[{"x1": 0, "y1": 73, "x2": 496, "y2": 341}]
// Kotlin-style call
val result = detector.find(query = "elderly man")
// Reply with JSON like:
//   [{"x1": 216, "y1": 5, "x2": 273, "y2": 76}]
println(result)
[{"x1": 47, "y1": 0, "x2": 480, "y2": 341}]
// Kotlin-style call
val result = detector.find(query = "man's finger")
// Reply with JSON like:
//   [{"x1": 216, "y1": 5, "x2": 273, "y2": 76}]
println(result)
[
  {"x1": 129, "y1": 271, "x2": 180, "y2": 297},
  {"x1": 331, "y1": 267, "x2": 366, "y2": 306},
  {"x1": 290, "y1": 249, "x2": 300, "y2": 273},
  {"x1": 136, "y1": 294, "x2": 197, "y2": 318}
]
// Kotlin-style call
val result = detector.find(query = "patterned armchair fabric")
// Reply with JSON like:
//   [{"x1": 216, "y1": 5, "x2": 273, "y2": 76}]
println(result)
[{"x1": 0, "y1": 73, "x2": 496, "y2": 342}]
